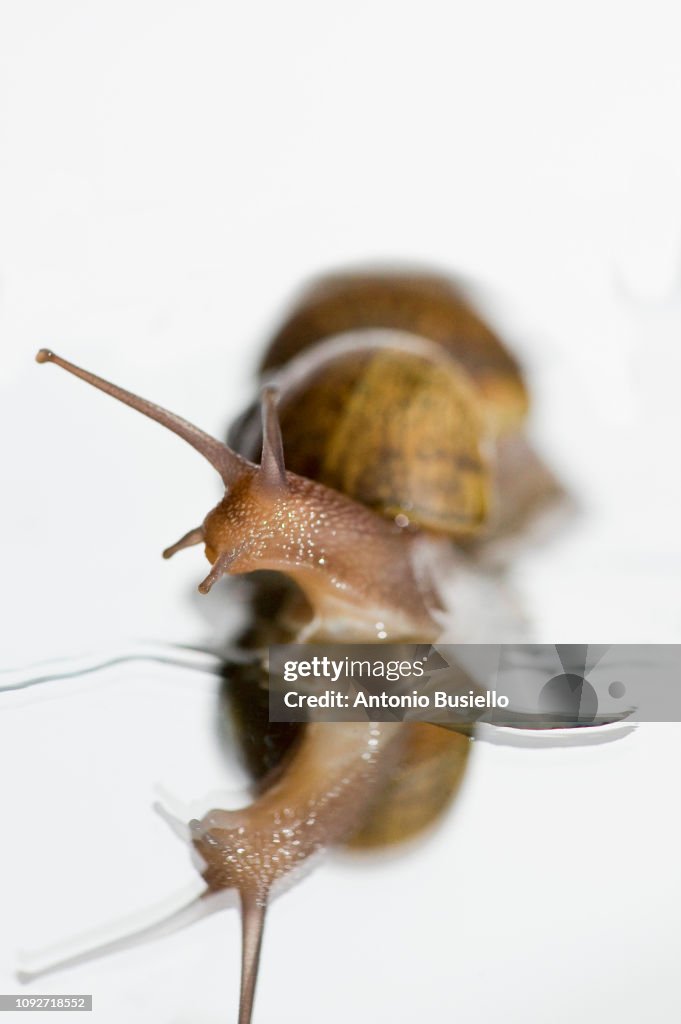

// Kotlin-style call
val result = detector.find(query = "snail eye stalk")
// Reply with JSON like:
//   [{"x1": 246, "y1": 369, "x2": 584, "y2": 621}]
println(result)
[{"x1": 35, "y1": 349, "x2": 252, "y2": 487}]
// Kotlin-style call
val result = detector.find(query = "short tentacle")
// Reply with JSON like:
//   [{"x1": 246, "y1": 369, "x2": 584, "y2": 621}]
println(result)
[
  {"x1": 198, "y1": 550, "x2": 238, "y2": 594},
  {"x1": 163, "y1": 527, "x2": 205, "y2": 560},
  {"x1": 153, "y1": 800, "x2": 192, "y2": 843}
]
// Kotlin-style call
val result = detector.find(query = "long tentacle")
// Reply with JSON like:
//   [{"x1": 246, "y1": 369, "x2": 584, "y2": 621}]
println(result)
[
  {"x1": 36, "y1": 349, "x2": 251, "y2": 486},
  {"x1": 238, "y1": 893, "x2": 268, "y2": 1024}
]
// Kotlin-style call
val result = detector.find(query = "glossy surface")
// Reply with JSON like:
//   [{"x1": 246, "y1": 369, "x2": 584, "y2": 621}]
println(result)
[{"x1": 2, "y1": 4, "x2": 681, "y2": 1019}]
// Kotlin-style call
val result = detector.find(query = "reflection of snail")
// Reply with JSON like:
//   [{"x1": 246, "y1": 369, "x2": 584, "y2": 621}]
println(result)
[{"x1": 35, "y1": 270, "x2": 561, "y2": 1023}]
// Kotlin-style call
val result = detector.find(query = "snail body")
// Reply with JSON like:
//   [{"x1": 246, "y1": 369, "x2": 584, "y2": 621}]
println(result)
[{"x1": 33, "y1": 270, "x2": 559, "y2": 1022}]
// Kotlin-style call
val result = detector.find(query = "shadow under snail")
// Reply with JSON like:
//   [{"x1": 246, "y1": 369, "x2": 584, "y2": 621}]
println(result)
[{"x1": 30, "y1": 269, "x2": 563, "y2": 1023}]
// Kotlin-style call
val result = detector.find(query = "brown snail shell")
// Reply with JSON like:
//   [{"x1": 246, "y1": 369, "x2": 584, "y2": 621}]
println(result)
[
  {"x1": 346, "y1": 723, "x2": 471, "y2": 848},
  {"x1": 231, "y1": 332, "x2": 491, "y2": 537},
  {"x1": 261, "y1": 270, "x2": 529, "y2": 435}
]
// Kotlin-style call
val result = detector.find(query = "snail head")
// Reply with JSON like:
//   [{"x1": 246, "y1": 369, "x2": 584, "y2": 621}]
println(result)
[{"x1": 36, "y1": 350, "x2": 438, "y2": 640}]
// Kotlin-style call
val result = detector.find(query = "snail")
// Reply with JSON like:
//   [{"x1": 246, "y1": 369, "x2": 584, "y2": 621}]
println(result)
[{"x1": 30, "y1": 270, "x2": 562, "y2": 1023}]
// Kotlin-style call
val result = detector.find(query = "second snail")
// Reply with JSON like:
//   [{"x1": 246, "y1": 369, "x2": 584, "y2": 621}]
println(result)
[{"x1": 30, "y1": 269, "x2": 564, "y2": 1023}]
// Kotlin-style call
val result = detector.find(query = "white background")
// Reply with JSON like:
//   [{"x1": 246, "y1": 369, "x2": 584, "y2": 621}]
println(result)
[{"x1": 1, "y1": 2, "x2": 680, "y2": 1022}]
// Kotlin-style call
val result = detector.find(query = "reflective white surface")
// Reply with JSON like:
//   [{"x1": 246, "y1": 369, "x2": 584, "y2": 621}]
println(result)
[{"x1": 1, "y1": 2, "x2": 680, "y2": 1021}]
